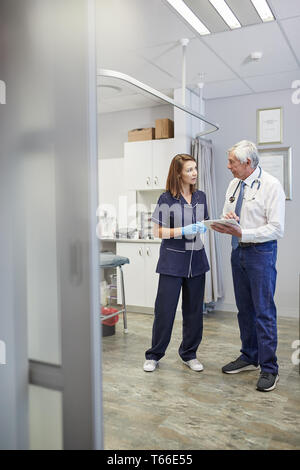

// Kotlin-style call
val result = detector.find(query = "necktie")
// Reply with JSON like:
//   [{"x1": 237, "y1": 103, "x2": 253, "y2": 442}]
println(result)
[{"x1": 231, "y1": 181, "x2": 245, "y2": 249}]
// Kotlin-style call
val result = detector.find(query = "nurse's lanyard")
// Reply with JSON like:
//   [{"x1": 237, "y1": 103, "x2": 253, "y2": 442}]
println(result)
[{"x1": 229, "y1": 166, "x2": 262, "y2": 203}]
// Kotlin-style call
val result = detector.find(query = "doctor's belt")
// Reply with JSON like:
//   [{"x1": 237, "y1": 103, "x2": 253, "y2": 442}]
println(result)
[{"x1": 238, "y1": 241, "x2": 269, "y2": 247}]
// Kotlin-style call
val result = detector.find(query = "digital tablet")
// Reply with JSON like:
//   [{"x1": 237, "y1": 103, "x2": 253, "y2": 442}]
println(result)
[{"x1": 203, "y1": 218, "x2": 239, "y2": 229}]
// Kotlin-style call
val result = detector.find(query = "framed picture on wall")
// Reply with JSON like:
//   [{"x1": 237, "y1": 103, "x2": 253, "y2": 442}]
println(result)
[
  {"x1": 258, "y1": 147, "x2": 292, "y2": 200},
  {"x1": 257, "y1": 107, "x2": 283, "y2": 145}
]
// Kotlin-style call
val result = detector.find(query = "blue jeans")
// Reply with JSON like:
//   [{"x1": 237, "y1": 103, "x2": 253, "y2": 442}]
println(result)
[{"x1": 231, "y1": 241, "x2": 278, "y2": 374}]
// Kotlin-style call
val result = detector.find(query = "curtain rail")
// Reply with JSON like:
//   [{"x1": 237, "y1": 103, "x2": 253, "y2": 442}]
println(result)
[{"x1": 97, "y1": 68, "x2": 219, "y2": 136}]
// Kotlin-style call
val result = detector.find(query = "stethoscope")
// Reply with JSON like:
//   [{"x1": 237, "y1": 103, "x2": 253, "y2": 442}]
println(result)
[{"x1": 229, "y1": 166, "x2": 262, "y2": 203}]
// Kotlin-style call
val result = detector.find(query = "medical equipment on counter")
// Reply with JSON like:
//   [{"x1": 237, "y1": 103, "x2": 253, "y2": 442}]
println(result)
[
  {"x1": 140, "y1": 211, "x2": 153, "y2": 239},
  {"x1": 115, "y1": 227, "x2": 138, "y2": 239},
  {"x1": 99, "y1": 210, "x2": 117, "y2": 238}
]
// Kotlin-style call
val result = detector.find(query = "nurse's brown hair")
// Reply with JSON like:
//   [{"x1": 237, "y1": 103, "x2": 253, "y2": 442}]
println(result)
[{"x1": 166, "y1": 154, "x2": 197, "y2": 198}]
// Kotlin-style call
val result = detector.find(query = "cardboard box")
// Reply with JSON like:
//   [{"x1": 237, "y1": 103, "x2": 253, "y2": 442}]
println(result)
[
  {"x1": 128, "y1": 127, "x2": 155, "y2": 142},
  {"x1": 155, "y1": 118, "x2": 174, "y2": 139}
]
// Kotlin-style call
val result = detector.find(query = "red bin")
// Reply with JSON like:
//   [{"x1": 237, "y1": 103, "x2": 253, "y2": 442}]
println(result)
[{"x1": 101, "y1": 307, "x2": 119, "y2": 326}]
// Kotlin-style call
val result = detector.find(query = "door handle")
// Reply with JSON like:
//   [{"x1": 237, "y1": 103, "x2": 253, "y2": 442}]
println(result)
[
  {"x1": 146, "y1": 177, "x2": 151, "y2": 186},
  {"x1": 138, "y1": 248, "x2": 143, "y2": 256},
  {"x1": 154, "y1": 176, "x2": 158, "y2": 186}
]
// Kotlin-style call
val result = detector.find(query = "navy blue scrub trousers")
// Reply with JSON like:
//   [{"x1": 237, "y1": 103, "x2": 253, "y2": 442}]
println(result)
[{"x1": 145, "y1": 273, "x2": 205, "y2": 362}]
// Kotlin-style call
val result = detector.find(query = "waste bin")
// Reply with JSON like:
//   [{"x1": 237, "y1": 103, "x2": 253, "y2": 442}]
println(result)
[{"x1": 101, "y1": 307, "x2": 119, "y2": 337}]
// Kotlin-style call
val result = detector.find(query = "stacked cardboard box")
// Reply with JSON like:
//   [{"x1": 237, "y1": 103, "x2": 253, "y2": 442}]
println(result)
[
  {"x1": 155, "y1": 118, "x2": 174, "y2": 139},
  {"x1": 128, "y1": 128, "x2": 155, "y2": 142}
]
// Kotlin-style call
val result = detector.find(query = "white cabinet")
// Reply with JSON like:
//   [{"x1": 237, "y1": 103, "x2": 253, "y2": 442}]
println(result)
[
  {"x1": 152, "y1": 139, "x2": 176, "y2": 190},
  {"x1": 144, "y1": 244, "x2": 161, "y2": 308},
  {"x1": 116, "y1": 242, "x2": 161, "y2": 309},
  {"x1": 124, "y1": 139, "x2": 176, "y2": 190},
  {"x1": 124, "y1": 141, "x2": 152, "y2": 191}
]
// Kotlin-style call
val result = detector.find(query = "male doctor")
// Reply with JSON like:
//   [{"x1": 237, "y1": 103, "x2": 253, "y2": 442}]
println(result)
[{"x1": 211, "y1": 140, "x2": 285, "y2": 392}]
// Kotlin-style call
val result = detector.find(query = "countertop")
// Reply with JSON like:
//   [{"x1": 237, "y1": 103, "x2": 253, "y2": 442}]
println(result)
[{"x1": 101, "y1": 238, "x2": 161, "y2": 244}]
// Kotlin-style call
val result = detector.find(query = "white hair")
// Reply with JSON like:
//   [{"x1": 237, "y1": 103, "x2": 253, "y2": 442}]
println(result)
[{"x1": 228, "y1": 140, "x2": 259, "y2": 168}]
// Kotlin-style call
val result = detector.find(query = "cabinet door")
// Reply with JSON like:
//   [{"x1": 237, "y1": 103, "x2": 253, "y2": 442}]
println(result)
[
  {"x1": 152, "y1": 139, "x2": 175, "y2": 189},
  {"x1": 124, "y1": 141, "x2": 152, "y2": 190},
  {"x1": 145, "y1": 243, "x2": 161, "y2": 309},
  {"x1": 116, "y1": 243, "x2": 145, "y2": 307}
]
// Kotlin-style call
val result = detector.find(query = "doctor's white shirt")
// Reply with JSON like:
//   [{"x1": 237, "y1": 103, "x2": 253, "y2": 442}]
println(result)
[{"x1": 222, "y1": 166, "x2": 286, "y2": 243}]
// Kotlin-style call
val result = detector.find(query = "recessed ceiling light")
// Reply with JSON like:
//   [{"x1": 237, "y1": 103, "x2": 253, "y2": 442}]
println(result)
[
  {"x1": 166, "y1": 0, "x2": 210, "y2": 36},
  {"x1": 250, "y1": 0, "x2": 274, "y2": 22},
  {"x1": 209, "y1": 0, "x2": 241, "y2": 30}
]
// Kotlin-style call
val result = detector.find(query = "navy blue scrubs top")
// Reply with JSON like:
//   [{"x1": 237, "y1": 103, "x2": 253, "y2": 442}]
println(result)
[{"x1": 152, "y1": 190, "x2": 210, "y2": 278}]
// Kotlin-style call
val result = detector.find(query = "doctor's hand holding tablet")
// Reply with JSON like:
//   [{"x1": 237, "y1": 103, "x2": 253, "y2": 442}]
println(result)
[{"x1": 204, "y1": 213, "x2": 242, "y2": 238}]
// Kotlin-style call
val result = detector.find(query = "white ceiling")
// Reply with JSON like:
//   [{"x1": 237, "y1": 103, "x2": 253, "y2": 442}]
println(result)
[{"x1": 96, "y1": 0, "x2": 300, "y2": 111}]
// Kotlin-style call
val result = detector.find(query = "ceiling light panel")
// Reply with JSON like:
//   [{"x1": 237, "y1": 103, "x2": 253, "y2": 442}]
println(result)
[
  {"x1": 250, "y1": 0, "x2": 274, "y2": 22},
  {"x1": 226, "y1": 0, "x2": 262, "y2": 26},
  {"x1": 166, "y1": 0, "x2": 211, "y2": 35},
  {"x1": 185, "y1": 0, "x2": 231, "y2": 33},
  {"x1": 209, "y1": 0, "x2": 241, "y2": 29}
]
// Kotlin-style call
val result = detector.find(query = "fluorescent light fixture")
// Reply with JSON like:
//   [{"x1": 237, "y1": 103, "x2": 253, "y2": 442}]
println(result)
[
  {"x1": 166, "y1": 0, "x2": 210, "y2": 35},
  {"x1": 250, "y1": 0, "x2": 274, "y2": 22},
  {"x1": 209, "y1": 0, "x2": 241, "y2": 29}
]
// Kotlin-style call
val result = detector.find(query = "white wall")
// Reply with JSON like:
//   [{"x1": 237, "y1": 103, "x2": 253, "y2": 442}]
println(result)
[
  {"x1": 206, "y1": 88, "x2": 300, "y2": 318},
  {"x1": 98, "y1": 104, "x2": 173, "y2": 159}
]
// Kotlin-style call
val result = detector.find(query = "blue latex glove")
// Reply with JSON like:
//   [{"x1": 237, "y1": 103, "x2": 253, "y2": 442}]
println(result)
[
  {"x1": 196, "y1": 221, "x2": 207, "y2": 233},
  {"x1": 182, "y1": 222, "x2": 207, "y2": 235}
]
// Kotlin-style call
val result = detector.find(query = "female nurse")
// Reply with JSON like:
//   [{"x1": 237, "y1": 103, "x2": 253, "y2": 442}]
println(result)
[{"x1": 143, "y1": 154, "x2": 210, "y2": 372}]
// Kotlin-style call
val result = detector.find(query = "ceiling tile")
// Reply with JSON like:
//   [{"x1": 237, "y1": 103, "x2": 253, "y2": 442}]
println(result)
[
  {"x1": 147, "y1": 37, "x2": 236, "y2": 84},
  {"x1": 203, "y1": 78, "x2": 252, "y2": 99},
  {"x1": 98, "y1": 92, "x2": 163, "y2": 114},
  {"x1": 97, "y1": 46, "x2": 147, "y2": 76},
  {"x1": 269, "y1": 0, "x2": 300, "y2": 19},
  {"x1": 98, "y1": 45, "x2": 181, "y2": 91},
  {"x1": 244, "y1": 69, "x2": 300, "y2": 92},
  {"x1": 280, "y1": 17, "x2": 300, "y2": 64},
  {"x1": 203, "y1": 21, "x2": 299, "y2": 78},
  {"x1": 133, "y1": 62, "x2": 182, "y2": 90},
  {"x1": 136, "y1": 42, "x2": 182, "y2": 64},
  {"x1": 96, "y1": 0, "x2": 195, "y2": 51}
]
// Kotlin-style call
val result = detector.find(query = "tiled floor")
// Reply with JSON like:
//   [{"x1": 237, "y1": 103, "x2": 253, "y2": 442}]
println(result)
[{"x1": 102, "y1": 310, "x2": 300, "y2": 450}]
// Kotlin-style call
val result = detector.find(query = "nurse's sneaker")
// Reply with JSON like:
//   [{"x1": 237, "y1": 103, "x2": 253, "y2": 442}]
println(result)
[
  {"x1": 183, "y1": 359, "x2": 204, "y2": 371},
  {"x1": 143, "y1": 360, "x2": 158, "y2": 372},
  {"x1": 256, "y1": 372, "x2": 279, "y2": 392},
  {"x1": 222, "y1": 357, "x2": 259, "y2": 374}
]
